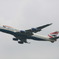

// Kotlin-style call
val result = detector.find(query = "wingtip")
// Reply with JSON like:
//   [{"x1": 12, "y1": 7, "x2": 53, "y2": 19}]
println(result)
[
  {"x1": 49, "y1": 23, "x2": 53, "y2": 25},
  {"x1": 51, "y1": 23, "x2": 52, "y2": 24}
]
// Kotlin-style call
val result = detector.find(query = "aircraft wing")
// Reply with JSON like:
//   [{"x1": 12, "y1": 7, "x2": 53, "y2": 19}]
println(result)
[{"x1": 25, "y1": 23, "x2": 52, "y2": 33}]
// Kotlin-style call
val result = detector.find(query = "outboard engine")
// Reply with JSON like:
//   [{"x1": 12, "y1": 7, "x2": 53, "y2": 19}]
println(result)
[
  {"x1": 31, "y1": 28, "x2": 41, "y2": 33},
  {"x1": 31, "y1": 28, "x2": 37, "y2": 33},
  {"x1": 31, "y1": 28, "x2": 37, "y2": 31}
]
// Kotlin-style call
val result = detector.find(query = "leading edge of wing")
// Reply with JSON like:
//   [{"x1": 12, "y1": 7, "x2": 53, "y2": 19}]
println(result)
[
  {"x1": 25, "y1": 23, "x2": 52, "y2": 33},
  {"x1": 37, "y1": 23, "x2": 52, "y2": 29}
]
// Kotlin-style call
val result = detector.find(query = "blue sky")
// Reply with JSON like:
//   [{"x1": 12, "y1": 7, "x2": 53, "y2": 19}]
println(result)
[{"x1": 0, "y1": 0, "x2": 59, "y2": 59}]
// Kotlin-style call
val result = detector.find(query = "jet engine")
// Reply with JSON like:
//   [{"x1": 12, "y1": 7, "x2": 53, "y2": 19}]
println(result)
[
  {"x1": 31, "y1": 28, "x2": 37, "y2": 31},
  {"x1": 20, "y1": 30, "x2": 25, "y2": 33},
  {"x1": 31, "y1": 28, "x2": 41, "y2": 33},
  {"x1": 13, "y1": 38, "x2": 18, "y2": 41}
]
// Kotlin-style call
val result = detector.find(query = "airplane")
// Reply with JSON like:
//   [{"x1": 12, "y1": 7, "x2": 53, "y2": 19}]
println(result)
[{"x1": 0, "y1": 23, "x2": 59, "y2": 44}]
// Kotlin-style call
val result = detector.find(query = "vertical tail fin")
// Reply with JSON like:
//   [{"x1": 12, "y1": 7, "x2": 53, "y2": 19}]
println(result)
[
  {"x1": 48, "y1": 31, "x2": 59, "y2": 38},
  {"x1": 48, "y1": 31, "x2": 59, "y2": 41}
]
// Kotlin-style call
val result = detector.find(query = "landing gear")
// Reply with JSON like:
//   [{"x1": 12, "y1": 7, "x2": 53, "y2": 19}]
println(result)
[
  {"x1": 18, "y1": 41, "x2": 30, "y2": 44},
  {"x1": 13, "y1": 38, "x2": 18, "y2": 41},
  {"x1": 18, "y1": 41, "x2": 23, "y2": 44},
  {"x1": 51, "y1": 41, "x2": 54, "y2": 43},
  {"x1": 18, "y1": 38, "x2": 28, "y2": 44}
]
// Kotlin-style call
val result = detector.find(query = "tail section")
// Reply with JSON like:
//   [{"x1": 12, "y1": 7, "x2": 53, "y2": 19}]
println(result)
[
  {"x1": 48, "y1": 31, "x2": 59, "y2": 38},
  {"x1": 48, "y1": 31, "x2": 59, "y2": 42}
]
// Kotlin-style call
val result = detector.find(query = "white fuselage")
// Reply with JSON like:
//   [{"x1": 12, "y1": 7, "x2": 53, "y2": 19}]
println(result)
[{"x1": 31, "y1": 33, "x2": 52, "y2": 41}]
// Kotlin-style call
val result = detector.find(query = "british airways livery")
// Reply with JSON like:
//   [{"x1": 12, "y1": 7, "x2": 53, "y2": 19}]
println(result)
[{"x1": 0, "y1": 23, "x2": 59, "y2": 44}]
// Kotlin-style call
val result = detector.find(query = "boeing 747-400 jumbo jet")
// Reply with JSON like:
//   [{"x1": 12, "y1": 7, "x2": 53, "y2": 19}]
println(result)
[{"x1": 0, "y1": 23, "x2": 59, "y2": 44}]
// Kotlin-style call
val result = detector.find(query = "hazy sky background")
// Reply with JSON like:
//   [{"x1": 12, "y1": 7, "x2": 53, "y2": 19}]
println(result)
[{"x1": 0, "y1": 0, "x2": 59, "y2": 59}]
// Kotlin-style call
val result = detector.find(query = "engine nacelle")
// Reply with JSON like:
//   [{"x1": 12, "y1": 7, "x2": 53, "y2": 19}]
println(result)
[
  {"x1": 31, "y1": 28, "x2": 41, "y2": 33},
  {"x1": 13, "y1": 38, "x2": 18, "y2": 41},
  {"x1": 20, "y1": 30, "x2": 25, "y2": 33},
  {"x1": 31, "y1": 28, "x2": 37, "y2": 31}
]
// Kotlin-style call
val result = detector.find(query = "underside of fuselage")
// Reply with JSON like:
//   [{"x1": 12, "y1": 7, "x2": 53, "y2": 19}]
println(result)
[
  {"x1": 29, "y1": 36, "x2": 47, "y2": 41},
  {"x1": 0, "y1": 29, "x2": 15, "y2": 35}
]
